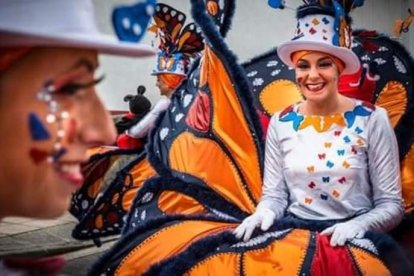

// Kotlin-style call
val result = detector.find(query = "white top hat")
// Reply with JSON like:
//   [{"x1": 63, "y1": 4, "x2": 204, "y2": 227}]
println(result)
[
  {"x1": 278, "y1": 5, "x2": 360, "y2": 75},
  {"x1": 0, "y1": 0, "x2": 155, "y2": 57}
]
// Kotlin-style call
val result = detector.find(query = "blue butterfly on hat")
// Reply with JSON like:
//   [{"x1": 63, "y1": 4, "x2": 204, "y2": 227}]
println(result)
[{"x1": 112, "y1": 0, "x2": 157, "y2": 42}]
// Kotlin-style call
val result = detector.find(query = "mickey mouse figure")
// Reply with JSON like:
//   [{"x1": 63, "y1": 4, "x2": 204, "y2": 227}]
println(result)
[{"x1": 115, "y1": 85, "x2": 152, "y2": 149}]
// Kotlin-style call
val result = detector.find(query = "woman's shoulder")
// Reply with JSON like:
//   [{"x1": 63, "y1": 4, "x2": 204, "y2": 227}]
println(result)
[
  {"x1": 350, "y1": 100, "x2": 391, "y2": 131},
  {"x1": 356, "y1": 100, "x2": 388, "y2": 119}
]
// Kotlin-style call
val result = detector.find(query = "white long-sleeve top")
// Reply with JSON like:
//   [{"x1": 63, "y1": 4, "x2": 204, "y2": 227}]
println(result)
[
  {"x1": 126, "y1": 96, "x2": 171, "y2": 138},
  {"x1": 258, "y1": 100, "x2": 404, "y2": 232}
]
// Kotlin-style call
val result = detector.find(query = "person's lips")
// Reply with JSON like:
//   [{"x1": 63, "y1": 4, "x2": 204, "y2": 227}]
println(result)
[
  {"x1": 305, "y1": 82, "x2": 325, "y2": 92},
  {"x1": 54, "y1": 161, "x2": 84, "y2": 188}
]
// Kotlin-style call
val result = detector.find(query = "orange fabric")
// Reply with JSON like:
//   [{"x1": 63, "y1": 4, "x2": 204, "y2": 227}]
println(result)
[
  {"x1": 169, "y1": 131, "x2": 255, "y2": 213},
  {"x1": 95, "y1": 214, "x2": 104, "y2": 229},
  {"x1": 402, "y1": 145, "x2": 414, "y2": 213},
  {"x1": 299, "y1": 116, "x2": 322, "y2": 132},
  {"x1": 202, "y1": 46, "x2": 262, "y2": 205},
  {"x1": 206, "y1": 1, "x2": 219, "y2": 16},
  {"x1": 114, "y1": 220, "x2": 234, "y2": 276},
  {"x1": 299, "y1": 114, "x2": 346, "y2": 132},
  {"x1": 121, "y1": 158, "x2": 156, "y2": 211},
  {"x1": 83, "y1": 155, "x2": 117, "y2": 198},
  {"x1": 0, "y1": 47, "x2": 31, "y2": 72},
  {"x1": 86, "y1": 146, "x2": 115, "y2": 157},
  {"x1": 259, "y1": 79, "x2": 302, "y2": 115},
  {"x1": 243, "y1": 229, "x2": 310, "y2": 275},
  {"x1": 375, "y1": 80, "x2": 407, "y2": 127},
  {"x1": 291, "y1": 50, "x2": 345, "y2": 74},
  {"x1": 348, "y1": 246, "x2": 391, "y2": 275},
  {"x1": 178, "y1": 31, "x2": 191, "y2": 51},
  {"x1": 158, "y1": 73, "x2": 185, "y2": 90},
  {"x1": 188, "y1": 253, "x2": 239, "y2": 275},
  {"x1": 158, "y1": 191, "x2": 207, "y2": 215},
  {"x1": 87, "y1": 178, "x2": 104, "y2": 199}
]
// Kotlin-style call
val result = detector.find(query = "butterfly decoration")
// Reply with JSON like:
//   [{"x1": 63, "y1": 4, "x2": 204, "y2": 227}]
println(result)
[
  {"x1": 268, "y1": 0, "x2": 287, "y2": 9},
  {"x1": 90, "y1": 0, "x2": 414, "y2": 274},
  {"x1": 148, "y1": 3, "x2": 204, "y2": 59},
  {"x1": 69, "y1": 2, "x2": 207, "y2": 241},
  {"x1": 112, "y1": 0, "x2": 157, "y2": 42},
  {"x1": 393, "y1": 8, "x2": 414, "y2": 39},
  {"x1": 70, "y1": 149, "x2": 156, "y2": 241}
]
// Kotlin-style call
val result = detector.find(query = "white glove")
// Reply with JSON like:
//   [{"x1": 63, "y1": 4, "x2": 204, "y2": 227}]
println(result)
[
  {"x1": 320, "y1": 221, "x2": 367, "y2": 247},
  {"x1": 233, "y1": 208, "x2": 276, "y2": 242}
]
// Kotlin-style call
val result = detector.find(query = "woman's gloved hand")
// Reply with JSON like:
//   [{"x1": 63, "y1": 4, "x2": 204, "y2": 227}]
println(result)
[
  {"x1": 233, "y1": 208, "x2": 276, "y2": 242},
  {"x1": 320, "y1": 220, "x2": 367, "y2": 246}
]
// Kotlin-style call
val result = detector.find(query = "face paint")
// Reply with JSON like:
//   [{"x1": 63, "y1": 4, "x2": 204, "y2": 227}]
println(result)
[
  {"x1": 34, "y1": 81, "x2": 70, "y2": 164},
  {"x1": 31, "y1": 63, "x2": 104, "y2": 165},
  {"x1": 28, "y1": 112, "x2": 50, "y2": 141},
  {"x1": 29, "y1": 148, "x2": 49, "y2": 164},
  {"x1": 66, "y1": 118, "x2": 77, "y2": 144}
]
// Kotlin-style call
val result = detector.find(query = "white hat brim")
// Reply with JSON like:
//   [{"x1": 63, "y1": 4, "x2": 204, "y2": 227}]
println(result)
[
  {"x1": 0, "y1": 29, "x2": 155, "y2": 58},
  {"x1": 151, "y1": 71, "x2": 187, "y2": 76},
  {"x1": 277, "y1": 40, "x2": 360, "y2": 75}
]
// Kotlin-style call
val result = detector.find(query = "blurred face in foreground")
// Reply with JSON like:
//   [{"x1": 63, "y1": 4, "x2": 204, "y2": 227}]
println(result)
[{"x1": 0, "y1": 47, "x2": 116, "y2": 219}]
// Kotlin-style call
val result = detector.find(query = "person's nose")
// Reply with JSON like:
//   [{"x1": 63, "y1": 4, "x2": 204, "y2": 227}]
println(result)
[
  {"x1": 76, "y1": 92, "x2": 116, "y2": 147},
  {"x1": 308, "y1": 65, "x2": 320, "y2": 80}
]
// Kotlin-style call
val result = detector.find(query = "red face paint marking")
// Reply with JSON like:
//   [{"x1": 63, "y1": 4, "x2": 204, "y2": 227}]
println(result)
[
  {"x1": 29, "y1": 148, "x2": 49, "y2": 164},
  {"x1": 66, "y1": 118, "x2": 77, "y2": 144}
]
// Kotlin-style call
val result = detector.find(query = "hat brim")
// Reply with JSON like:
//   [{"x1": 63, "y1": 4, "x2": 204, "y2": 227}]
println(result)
[
  {"x1": 0, "y1": 29, "x2": 155, "y2": 58},
  {"x1": 150, "y1": 71, "x2": 187, "y2": 76},
  {"x1": 277, "y1": 41, "x2": 360, "y2": 75}
]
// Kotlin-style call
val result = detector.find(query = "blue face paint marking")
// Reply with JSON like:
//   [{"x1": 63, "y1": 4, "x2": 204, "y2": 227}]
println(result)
[
  {"x1": 53, "y1": 148, "x2": 67, "y2": 162},
  {"x1": 29, "y1": 112, "x2": 51, "y2": 141}
]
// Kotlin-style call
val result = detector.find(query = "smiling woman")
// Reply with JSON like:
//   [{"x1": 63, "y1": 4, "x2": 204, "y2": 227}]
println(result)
[
  {"x1": 235, "y1": 1, "x2": 404, "y2": 249},
  {"x1": 0, "y1": 0, "x2": 155, "y2": 220}
]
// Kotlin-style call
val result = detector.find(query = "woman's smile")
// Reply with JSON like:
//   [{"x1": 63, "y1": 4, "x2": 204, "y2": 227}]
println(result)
[
  {"x1": 54, "y1": 161, "x2": 84, "y2": 188},
  {"x1": 304, "y1": 81, "x2": 326, "y2": 92}
]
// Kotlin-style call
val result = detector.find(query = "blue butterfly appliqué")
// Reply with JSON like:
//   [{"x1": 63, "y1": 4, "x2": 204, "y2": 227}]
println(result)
[
  {"x1": 279, "y1": 111, "x2": 304, "y2": 131},
  {"x1": 344, "y1": 105, "x2": 372, "y2": 128}
]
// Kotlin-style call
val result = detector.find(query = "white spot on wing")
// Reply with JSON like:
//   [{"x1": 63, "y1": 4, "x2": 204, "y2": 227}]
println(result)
[
  {"x1": 267, "y1": 60, "x2": 278, "y2": 67},
  {"x1": 374, "y1": 58, "x2": 386, "y2": 65},
  {"x1": 253, "y1": 78, "x2": 264, "y2": 86},
  {"x1": 247, "y1": 71, "x2": 258, "y2": 77},
  {"x1": 175, "y1": 113, "x2": 184, "y2": 122},
  {"x1": 271, "y1": 69, "x2": 281, "y2": 76},
  {"x1": 393, "y1": 56, "x2": 407, "y2": 74},
  {"x1": 183, "y1": 95, "x2": 193, "y2": 107},
  {"x1": 159, "y1": 128, "x2": 169, "y2": 140}
]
